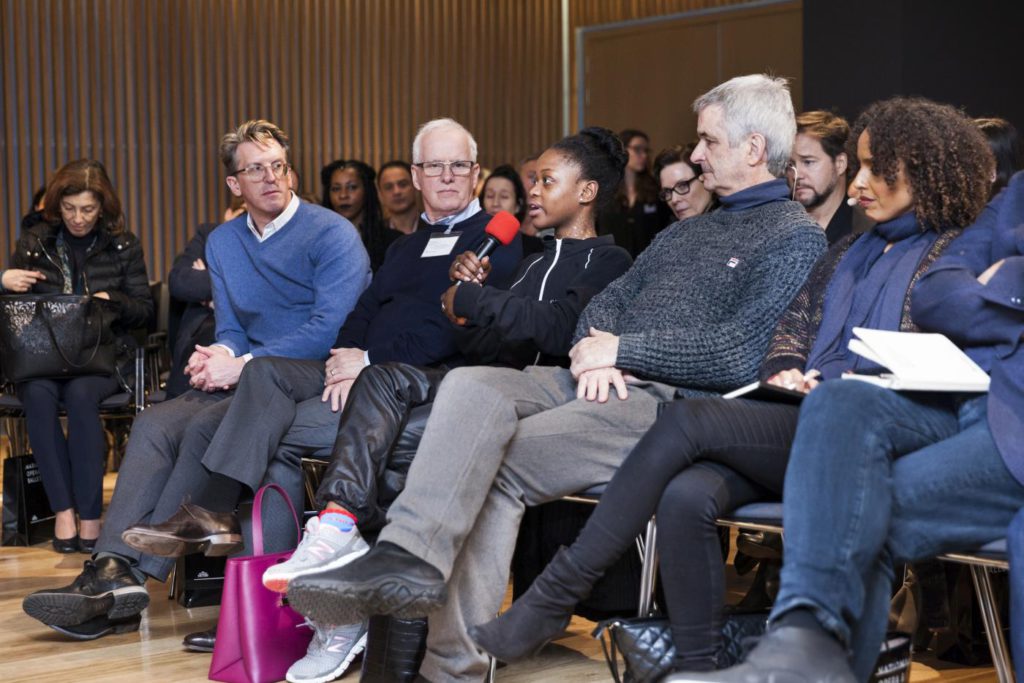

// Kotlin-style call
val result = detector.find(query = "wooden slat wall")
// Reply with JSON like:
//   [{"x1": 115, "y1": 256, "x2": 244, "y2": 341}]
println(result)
[{"x1": 1, "y1": 0, "x2": 758, "y2": 280}]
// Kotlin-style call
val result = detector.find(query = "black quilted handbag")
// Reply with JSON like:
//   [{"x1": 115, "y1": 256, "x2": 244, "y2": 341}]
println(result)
[
  {"x1": 593, "y1": 610, "x2": 768, "y2": 683},
  {"x1": 0, "y1": 294, "x2": 116, "y2": 382}
]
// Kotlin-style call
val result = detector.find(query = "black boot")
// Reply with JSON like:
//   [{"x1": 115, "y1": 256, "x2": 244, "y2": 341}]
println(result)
[{"x1": 468, "y1": 546, "x2": 602, "y2": 662}]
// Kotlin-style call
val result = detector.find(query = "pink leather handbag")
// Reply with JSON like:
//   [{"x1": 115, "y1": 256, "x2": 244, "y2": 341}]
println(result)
[{"x1": 209, "y1": 484, "x2": 311, "y2": 683}]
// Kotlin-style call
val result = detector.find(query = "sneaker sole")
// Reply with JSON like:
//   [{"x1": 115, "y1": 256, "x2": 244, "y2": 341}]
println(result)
[
  {"x1": 287, "y1": 576, "x2": 446, "y2": 624},
  {"x1": 121, "y1": 530, "x2": 242, "y2": 558},
  {"x1": 23, "y1": 585, "x2": 150, "y2": 627},
  {"x1": 262, "y1": 545, "x2": 370, "y2": 594},
  {"x1": 286, "y1": 631, "x2": 367, "y2": 683}
]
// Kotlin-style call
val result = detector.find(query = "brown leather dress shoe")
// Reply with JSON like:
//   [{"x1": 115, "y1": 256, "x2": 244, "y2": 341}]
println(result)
[{"x1": 121, "y1": 503, "x2": 242, "y2": 558}]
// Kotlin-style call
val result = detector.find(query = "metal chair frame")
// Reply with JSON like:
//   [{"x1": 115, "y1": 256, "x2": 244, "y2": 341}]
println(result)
[{"x1": 716, "y1": 503, "x2": 1015, "y2": 683}]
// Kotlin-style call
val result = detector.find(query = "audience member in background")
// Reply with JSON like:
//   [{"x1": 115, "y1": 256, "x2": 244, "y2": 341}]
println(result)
[
  {"x1": 653, "y1": 143, "x2": 716, "y2": 221},
  {"x1": 597, "y1": 128, "x2": 668, "y2": 257},
  {"x1": 20, "y1": 184, "x2": 47, "y2": 231},
  {"x1": 22, "y1": 120, "x2": 371, "y2": 641},
  {"x1": 519, "y1": 154, "x2": 543, "y2": 237},
  {"x1": 377, "y1": 160, "x2": 419, "y2": 235},
  {"x1": 222, "y1": 193, "x2": 246, "y2": 222},
  {"x1": 165, "y1": 223, "x2": 218, "y2": 399},
  {"x1": 2, "y1": 159, "x2": 153, "y2": 555},
  {"x1": 787, "y1": 110, "x2": 854, "y2": 244},
  {"x1": 285, "y1": 74, "x2": 826, "y2": 683},
  {"x1": 109, "y1": 118, "x2": 522, "y2": 674},
  {"x1": 671, "y1": 100, "x2": 1003, "y2": 683},
  {"x1": 472, "y1": 97, "x2": 992, "y2": 675},
  {"x1": 321, "y1": 159, "x2": 397, "y2": 271},
  {"x1": 481, "y1": 164, "x2": 540, "y2": 254},
  {"x1": 976, "y1": 117, "x2": 1024, "y2": 197},
  {"x1": 264, "y1": 128, "x2": 633, "y2": 683},
  {"x1": 474, "y1": 166, "x2": 492, "y2": 198}
]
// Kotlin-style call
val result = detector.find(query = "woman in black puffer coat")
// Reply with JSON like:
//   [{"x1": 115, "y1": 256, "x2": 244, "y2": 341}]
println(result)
[{"x1": 1, "y1": 159, "x2": 153, "y2": 553}]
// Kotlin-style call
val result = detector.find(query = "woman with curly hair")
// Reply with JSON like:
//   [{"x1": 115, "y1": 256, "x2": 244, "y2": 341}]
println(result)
[
  {"x1": 321, "y1": 159, "x2": 397, "y2": 271},
  {"x1": 471, "y1": 97, "x2": 994, "y2": 678},
  {"x1": 669, "y1": 100, "x2": 1019, "y2": 683}
]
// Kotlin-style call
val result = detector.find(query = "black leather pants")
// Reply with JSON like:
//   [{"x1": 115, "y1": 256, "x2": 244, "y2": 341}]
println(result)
[{"x1": 315, "y1": 362, "x2": 447, "y2": 532}]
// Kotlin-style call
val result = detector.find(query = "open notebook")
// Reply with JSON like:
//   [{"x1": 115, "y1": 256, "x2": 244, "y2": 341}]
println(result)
[{"x1": 843, "y1": 327, "x2": 990, "y2": 392}]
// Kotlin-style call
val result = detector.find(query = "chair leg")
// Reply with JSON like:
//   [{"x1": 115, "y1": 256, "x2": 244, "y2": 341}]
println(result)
[
  {"x1": 968, "y1": 565, "x2": 1015, "y2": 683},
  {"x1": 636, "y1": 515, "x2": 658, "y2": 617},
  {"x1": 486, "y1": 655, "x2": 496, "y2": 682}
]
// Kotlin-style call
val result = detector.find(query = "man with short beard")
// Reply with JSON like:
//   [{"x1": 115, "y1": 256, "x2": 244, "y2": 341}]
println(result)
[{"x1": 788, "y1": 110, "x2": 853, "y2": 244}]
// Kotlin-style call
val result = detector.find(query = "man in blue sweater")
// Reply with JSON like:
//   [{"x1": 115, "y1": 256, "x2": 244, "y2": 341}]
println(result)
[{"x1": 22, "y1": 119, "x2": 371, "y2": 639}]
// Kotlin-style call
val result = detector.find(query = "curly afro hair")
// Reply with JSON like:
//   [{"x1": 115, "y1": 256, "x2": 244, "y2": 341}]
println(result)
[{"x1": 849, "y1": 97, "x2": 993, "y2": 230}]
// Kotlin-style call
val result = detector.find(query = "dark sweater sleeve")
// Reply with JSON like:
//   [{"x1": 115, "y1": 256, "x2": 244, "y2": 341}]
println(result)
[
  {"x1": 168, "y1": 225, "x2": 213, "y2": 304},
  {"x1": 912, "y1": 208, "x2": 1024, "y2": 348},
  {"x1": 453, "y1": 247, "x2": 633, "y2": 357},
  {"x1": 572, "y1": 256, "x2": 645, "y2": 344},
  {"x1": 616, "y1": 226, "x2": 827, "y2": 390},
  {"x1": 102, "y1": 236, "x2": 154, "y2": 329}
]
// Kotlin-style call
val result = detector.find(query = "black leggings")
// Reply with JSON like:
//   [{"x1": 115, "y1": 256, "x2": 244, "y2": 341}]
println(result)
[
  {"x1": 566, "y1": 397, "x2": 799, "y2": 669},
  {"x1": 17, "y1": 374, "x2": 120, "y2": 519}
]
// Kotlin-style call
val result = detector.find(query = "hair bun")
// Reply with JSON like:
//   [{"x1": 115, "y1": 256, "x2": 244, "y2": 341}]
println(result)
[{"x1": 580, "y1": 126, "x2": 628, "y2": 172}]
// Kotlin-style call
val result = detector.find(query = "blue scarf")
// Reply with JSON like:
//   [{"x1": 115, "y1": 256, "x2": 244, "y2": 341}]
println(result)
[{"x1": 805, "y1": 212, "x2": 937, "y2": 380}]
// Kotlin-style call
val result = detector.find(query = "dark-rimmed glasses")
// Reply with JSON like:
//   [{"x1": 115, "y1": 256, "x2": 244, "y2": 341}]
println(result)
[{"x1": 658, "y1": 176, "x2": 700, "y2": 202}]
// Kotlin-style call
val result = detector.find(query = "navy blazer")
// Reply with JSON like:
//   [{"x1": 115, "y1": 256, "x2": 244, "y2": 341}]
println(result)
[{"x1": 912, "y1": 171, "x2": 1024, "y2": 485}]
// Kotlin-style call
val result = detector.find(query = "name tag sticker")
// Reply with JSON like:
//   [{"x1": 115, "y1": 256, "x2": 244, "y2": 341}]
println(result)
[{"x1": 421, "y1": 233, "x2": 461, "y2": 258}]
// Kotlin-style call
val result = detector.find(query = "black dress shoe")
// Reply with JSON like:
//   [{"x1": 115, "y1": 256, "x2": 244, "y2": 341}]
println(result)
[
  {"x1": 183, "y1": 627, "x2": 217, "y2": 652},
  {"x1": 287, "y1": 541, "x2": 447, "y2": 626},
  {"x1": 22, "y1": 556, "x2": 150, "y2": 627},
  {"x1": 662, "y1": 626, "x2": 857, "y2": 683},
  {"x1": 47, "y1": 613, "x2": 142, "y2": 640},
  {"x1": 52, "y1": 536, "x2": 79, "y2": 554},
  {"x1": 121, "y1": 503, "x2": 242, "y2": 558},
  {"x1": 78, "y1": 537, "x2": 98, "y2": 554}
]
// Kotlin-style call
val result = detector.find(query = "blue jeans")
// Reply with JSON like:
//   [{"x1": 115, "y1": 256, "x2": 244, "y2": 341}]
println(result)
[
  {"x1": 771, "y1": 381, "x2": 1024, "y2": 681},
  {"x1": 1009, "y1": 508, "x2": 1024, "y2": 681}
]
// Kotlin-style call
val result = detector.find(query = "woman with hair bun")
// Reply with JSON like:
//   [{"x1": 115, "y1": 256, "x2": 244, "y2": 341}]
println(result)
[{"x1": 472, "y1": 97, "x2": 994, "y2": 676}]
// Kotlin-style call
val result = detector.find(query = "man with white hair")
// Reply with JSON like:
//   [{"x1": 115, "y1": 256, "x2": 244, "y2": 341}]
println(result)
[{"x1": 287, "y1": 74, "x2": 827, "y2": 683}]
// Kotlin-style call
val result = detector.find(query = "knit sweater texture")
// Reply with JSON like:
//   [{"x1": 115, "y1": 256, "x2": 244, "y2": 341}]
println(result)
[
  {"x1": 575, "y1": 188, "x2": 827, "y2": 394},
  {"x1": 205, "y1": 201, "x2": 371, "y2": 359},
  {"x1": 759, "y1": 228, "x2": 961, "y2": 380}
]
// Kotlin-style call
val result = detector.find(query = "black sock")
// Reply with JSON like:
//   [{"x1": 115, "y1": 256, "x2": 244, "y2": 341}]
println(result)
[
  {"x1": 192, "y1": 472, "x2": 244, "y2": 513},
  {"x1": 777, "y1": 607, "x2": 828, "y2": 635}
]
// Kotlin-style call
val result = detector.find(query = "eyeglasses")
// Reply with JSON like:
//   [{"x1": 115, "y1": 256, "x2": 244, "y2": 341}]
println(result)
[
  {"x1": 414, "y1": 160, "x2": 475, "y2": 177},
  {"x1": 232, "y1": 160, "x2": 290, "y2": 181},
  {"x1": 658, "y1": 176, "x2": 700, "y2": 202}
]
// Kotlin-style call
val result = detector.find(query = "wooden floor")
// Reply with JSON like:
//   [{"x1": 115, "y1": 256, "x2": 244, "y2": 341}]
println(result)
[{"x1": 0, "y1": 473, "x2": 1001, "y2": 682}]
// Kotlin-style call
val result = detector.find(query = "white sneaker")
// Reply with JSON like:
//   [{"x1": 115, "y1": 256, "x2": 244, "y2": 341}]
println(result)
[
  {"x1": 263, "y1": 515, "x2": 369, "y2": 593},
  {"x1": 286, "y1": 619, "x2": 368, "y2": 683}
]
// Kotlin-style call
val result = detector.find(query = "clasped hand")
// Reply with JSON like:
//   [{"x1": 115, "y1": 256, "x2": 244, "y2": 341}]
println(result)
[
  {"x1": 569, "y1": 328, "x2": 620, "y2": 379},
  {"x1": 186, "y1": 344, "x2": 243, "y2": 392},
  {"x1": 324, "y1": 347, "x2": 366, "y2": 385}
]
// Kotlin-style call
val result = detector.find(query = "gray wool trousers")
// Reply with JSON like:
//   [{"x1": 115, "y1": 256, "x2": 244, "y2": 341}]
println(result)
[{"x1": 378, "y1": 365, "x2": 677, "y2": 683}]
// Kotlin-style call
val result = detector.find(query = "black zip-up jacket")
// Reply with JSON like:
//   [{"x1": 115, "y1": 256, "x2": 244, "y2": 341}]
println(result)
[
  {"x1": 451, "y1": 234, "x2": 633, "y2": 368},
  {"x1": 7, "y1": 222, "x2": 154, "y2": 378}
]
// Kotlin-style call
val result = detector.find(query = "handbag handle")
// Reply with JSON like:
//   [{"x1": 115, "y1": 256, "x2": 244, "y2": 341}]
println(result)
[
  {"x1": 251, "y1": 483, "x2": 301, "y2": 557},
  {"x1": 36, "y1": 298, "x2": 104, "y2": 369},
  {"x1": 592, "y1": 620, "x2": 625, "y2": 683}
]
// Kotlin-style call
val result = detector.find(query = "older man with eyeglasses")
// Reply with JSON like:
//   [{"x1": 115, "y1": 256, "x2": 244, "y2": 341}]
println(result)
[{"x1": 22, "y1": 119, "x2": 371, "y2": 640}]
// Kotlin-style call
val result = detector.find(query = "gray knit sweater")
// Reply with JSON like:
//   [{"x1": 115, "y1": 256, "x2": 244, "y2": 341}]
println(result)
[{"x1": 574, "y1": 199, "x2": 826, "y2": 394}]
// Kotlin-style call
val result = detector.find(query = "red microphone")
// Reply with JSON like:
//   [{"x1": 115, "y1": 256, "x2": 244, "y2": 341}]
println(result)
[{"x1": 476, "y1": 210, "x2": 520, "y2": 259}]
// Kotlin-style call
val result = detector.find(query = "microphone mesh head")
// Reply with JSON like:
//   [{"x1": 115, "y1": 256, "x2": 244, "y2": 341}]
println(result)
[{"x1": 485, "y1": 211, "x2": 521, "y2": 245}]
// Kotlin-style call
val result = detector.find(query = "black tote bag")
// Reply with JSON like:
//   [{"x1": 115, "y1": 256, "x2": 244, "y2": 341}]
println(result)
[{"x1": 0, "y1": 294, "x2": 116, "y2": 382}]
